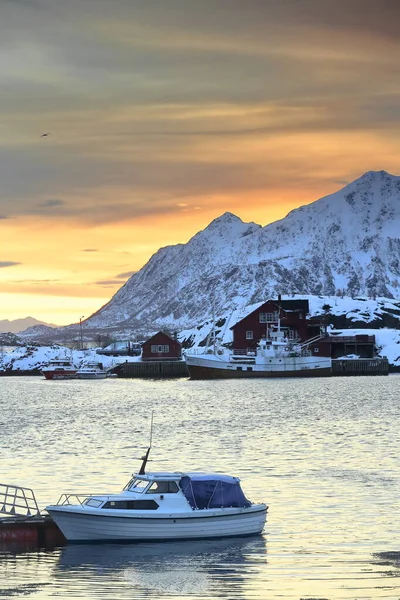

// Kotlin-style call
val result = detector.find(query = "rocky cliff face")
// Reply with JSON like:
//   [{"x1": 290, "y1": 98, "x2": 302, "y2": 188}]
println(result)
[{"x1": 86, "y1": 170, "x2": 400, "y2": 331}]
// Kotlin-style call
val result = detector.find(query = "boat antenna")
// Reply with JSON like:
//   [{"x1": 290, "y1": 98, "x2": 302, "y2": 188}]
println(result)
[
  {"x1": 212, "y1": 295, "x2": 217, "y2": 354},
  {"x1": 138, "y1": 411, "x2": 154, "y2": 475}
]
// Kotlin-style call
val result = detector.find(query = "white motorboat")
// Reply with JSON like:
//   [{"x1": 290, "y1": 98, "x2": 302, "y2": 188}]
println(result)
[
  {"x1": 41, "y1": 359, "x2": 78, "y2": 380},
  {"x1": 76, "y1": 362, "x2": 108, "y2": 380},
  {"x1": 185, "y1": 322, "x2": 332, "y2": 379},
  {"x1": 46, "y1": 472, "x2": 267, "y2": 543},
  {"x1": 45, "y1": 440, "x2": 267, "y2": 542}
]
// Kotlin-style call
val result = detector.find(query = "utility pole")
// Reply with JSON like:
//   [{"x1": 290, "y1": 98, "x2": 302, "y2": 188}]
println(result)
[{"x1": 79, "y1": 316, "x2": 84, "y2": 350}]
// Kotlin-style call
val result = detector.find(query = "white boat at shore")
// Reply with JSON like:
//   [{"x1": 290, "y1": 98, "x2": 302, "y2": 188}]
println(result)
[
  {"x1": 185, "y1": 321, "x2": 332, "y2": 379},
  {"x1": 76, "y1": 362, "x2": 108, "y2": 380},
  {"x1": 45, "y1": 428, "x2": 267, "y2": 543}
]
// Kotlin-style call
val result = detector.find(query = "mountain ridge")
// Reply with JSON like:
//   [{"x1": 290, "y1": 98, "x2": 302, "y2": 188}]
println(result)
[
  {"x1": 83, "y1": 170, "x2": 400, "y2": 332},
  {"x1": 0, "y1": 317, "x2": 58, "y2": 334}
]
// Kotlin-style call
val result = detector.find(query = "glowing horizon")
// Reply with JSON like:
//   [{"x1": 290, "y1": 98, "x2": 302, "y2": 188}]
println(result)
[{"x1": 1, "y1": 0, "x2": 400, "y2": 325}]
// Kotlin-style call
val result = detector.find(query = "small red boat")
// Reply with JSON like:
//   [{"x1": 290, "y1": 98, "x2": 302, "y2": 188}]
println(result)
[{"x1": 41, "y1": 359, "x2": 78, "y2": 380}]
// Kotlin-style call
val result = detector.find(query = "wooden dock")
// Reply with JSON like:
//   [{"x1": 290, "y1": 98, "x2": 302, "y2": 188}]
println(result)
[
  {"x1": 119, "y1": 360, "x2": 189, "y2": 378},
  {"x1": 332, "y1": 358, "x2": 389, "y2": 376}
]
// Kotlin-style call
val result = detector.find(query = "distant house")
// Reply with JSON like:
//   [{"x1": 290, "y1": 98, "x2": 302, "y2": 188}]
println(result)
[{"x1": 141, "y1": 331, "x2": 182, "y2": 361}]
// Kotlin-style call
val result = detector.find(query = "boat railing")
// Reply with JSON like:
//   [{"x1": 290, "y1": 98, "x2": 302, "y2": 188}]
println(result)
[
  {"x1": 184, "y1": 347, "x2": 227, "y2": 356},
  {"x1": 0, "y1": 483, "x2": 40, "y2": 517},
  {"x1": 232, "y1": 349, "x2": 258, "y2": 356},
  {"x1": 55, "y1": 492, "x2": 117, "y2": 506},
  {"x1": 327, "y1": 335, "x2": 375, "y2": 343},
  {"x1": 56, "y1": 493, "x2": 92, "y2": 506}
]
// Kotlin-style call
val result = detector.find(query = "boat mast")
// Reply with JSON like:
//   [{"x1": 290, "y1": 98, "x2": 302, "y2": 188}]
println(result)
[
  {"x1": 277, "y1": 293, "x2": 281, "y2": 333},
  {"x1": 212, "y1": 296, "x2": 216, "y2": 354},
  {"x1": 138, "y1": 411, "x2": 154, "y2": 475}
]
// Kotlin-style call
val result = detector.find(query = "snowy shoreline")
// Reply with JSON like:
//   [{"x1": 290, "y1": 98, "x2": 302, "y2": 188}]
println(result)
[
  {"x1": 0, "y1": 345, "x2": 143, "y2": 375},
  {"x1": 1, "y1": 325, "x2": 399, "y2": 373}
]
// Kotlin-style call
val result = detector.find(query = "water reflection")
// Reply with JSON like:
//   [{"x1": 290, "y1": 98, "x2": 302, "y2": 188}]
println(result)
[
  {"x1": 372, "y1": 551, "x2": 400, "y2": 577},
  {"x1": 56, "y1": 535, "x2": 267, "y2": 598},
  {"x1": 1, "y1": 376, "x2": 400, "y2": 598},
  {"x1": 0, "y1": 543, "x2": 58, "y2": 599}
]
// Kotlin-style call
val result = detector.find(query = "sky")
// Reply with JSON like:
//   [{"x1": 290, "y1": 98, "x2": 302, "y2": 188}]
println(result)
[{"x1": 1, "y1": 0, "x2": 400, "y2": 325}]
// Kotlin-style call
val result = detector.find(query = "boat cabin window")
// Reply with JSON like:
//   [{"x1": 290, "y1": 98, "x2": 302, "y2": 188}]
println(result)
[
  {"x1": 83, "y1": 498, "x2": 103, "y2": 508},
  {"x1": 102, "y1": 499, "x2": 159, "y2": 510},
  {"x1": 125, "y1": 478, "x2": 149, "y2": 493},
  {"x1": 146, "y1": 480, "x2": 179, "y2": 494}
]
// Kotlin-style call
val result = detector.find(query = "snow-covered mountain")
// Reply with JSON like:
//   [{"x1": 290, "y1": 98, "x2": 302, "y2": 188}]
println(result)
[
  {"x1": 86, "y1": 170, "x2": 400, "y2": 331},
  {"x1": 18, "y1": 324, "x2": 60, "y2": 338},
  {"x1": 0, "y1": 317, "x2": 57, "y2": 334}
]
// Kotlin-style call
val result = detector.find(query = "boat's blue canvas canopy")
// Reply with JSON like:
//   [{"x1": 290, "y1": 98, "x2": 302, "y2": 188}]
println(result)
[{"x1": 180, "y1": 474, "x2": 251, "y2": 509}]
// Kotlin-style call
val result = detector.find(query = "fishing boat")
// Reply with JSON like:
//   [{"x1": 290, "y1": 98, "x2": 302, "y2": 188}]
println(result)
[
  {"x1": 45, "y1": 418, "x2": 267, "y2": 542},
  {"x1": 185, "y1": 321, "x2": 332, "y2": 379},
  {"x1": 76, "y1": 362, "x2": 107, "y2": 380},
  {"x1": 41, "y1": 359, "x2": 78, "y2": 380}
]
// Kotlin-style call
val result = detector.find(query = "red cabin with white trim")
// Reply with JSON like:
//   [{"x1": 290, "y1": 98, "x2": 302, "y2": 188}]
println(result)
[{"x1": 141, "y1": 331, "x2": 182, "y2": 361}]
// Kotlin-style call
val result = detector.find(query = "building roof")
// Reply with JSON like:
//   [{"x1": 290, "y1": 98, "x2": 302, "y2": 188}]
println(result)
[
  {"x1": 231, "y1": 298, "x2": 310, "y2": 328},
  {"x1": 279, "y1": 299, "x2": 309, "y2": 312},
  {"x1": 143, "y1": 331, "x2": 180, "y2": 345}
]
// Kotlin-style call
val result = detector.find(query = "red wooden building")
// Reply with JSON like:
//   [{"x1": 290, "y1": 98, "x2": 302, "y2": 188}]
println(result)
[
  {"x1": 230, "y1": 296, "x2": 375, "y2": 359},
  {"x1": 141, "y1": 331, "x2": 182, "y2": 361},
  {"x1": 231, "y1": 297, "x2": 320, "y2": 348}
]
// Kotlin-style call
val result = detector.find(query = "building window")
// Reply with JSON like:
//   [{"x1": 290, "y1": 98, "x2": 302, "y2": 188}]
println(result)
[
  {"x1": 162, "y1": 345, "x2": 169, "y2": 353},
  {"x1": 260, "y1": 311, "x2": 279, "y2": 322},
  {"x1": 314, "y1": 347, "x2": 319, "y2": 353},
  {"x1": 260, "y1": 312, "x2": 279, "y2": 323},
  {"x1": 151, "y1": 345, "x2": 158, "y2": 353},
  {"x1": 246, "y1": 330, "x2": 253, "y2": 340},
  {"x1": 299, "y1": 312, "x2": 303, "y2": 319}
]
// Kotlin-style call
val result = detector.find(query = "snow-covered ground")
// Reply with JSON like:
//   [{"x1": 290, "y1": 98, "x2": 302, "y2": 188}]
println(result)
[
  {"x1": 2, "y1": 293, "x2": 400, "y2": 372},
  {"x1": 2, "y1": 325, "x2": 398, "y2": 373},
  {"x1": 0, "y1": 345, "x2": 142, "y2": 373},
  {"x1": 307, "y1": 295, "x2": 400, "y2": 323}
]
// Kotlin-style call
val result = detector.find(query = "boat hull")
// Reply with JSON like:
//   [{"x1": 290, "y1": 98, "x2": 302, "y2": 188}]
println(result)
[
  {"x1": 42, "y1": 371, "x2": 77, "y2": 380},
  {"x1": 46, "y1": 505, "x2": 267, "y2": 542},
  {"x1": 76, "y1": 373, "x2": 107, "y2": 379},
  {"x1": 185, "y1": 355, "x2": 332, "y2": 379}
]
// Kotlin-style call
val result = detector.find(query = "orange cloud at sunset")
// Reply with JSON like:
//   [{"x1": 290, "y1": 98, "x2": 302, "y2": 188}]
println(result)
[{"x1": 1, "y1": 0, "x2": 400, "y2": 324}]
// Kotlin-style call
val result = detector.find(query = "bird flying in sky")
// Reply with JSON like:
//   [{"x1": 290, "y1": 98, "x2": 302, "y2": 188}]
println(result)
[{"x1": 40, "y1": 133, "x2": 50, "y2": 137}]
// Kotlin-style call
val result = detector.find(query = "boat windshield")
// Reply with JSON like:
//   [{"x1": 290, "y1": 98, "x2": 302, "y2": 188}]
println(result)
[
  {"x1": 145, "y1": 480, "x2": 179, "y2": 494},
  {"x1": 124, "y1": 478, "x2": 149, "y2": 493}
]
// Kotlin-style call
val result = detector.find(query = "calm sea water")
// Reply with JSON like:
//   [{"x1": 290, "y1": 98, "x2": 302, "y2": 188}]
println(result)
[{"x1": 0, "y1": 375, "x2": 399, "y2": 600}]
